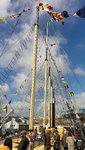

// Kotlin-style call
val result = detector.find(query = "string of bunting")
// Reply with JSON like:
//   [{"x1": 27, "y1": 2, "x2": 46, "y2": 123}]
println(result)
[
  {"x1": 0, "y1": 3, "x2": 85, "y2": 24},
  {"x1": 49, "y1": 52, "x2": 74, "y2": 98},
  {"x1": 0, "y1": 8, "x2": 31, "y2": 22},
  {"x1": 38, "y1": 3, "x2": 85, "y2": 25}
]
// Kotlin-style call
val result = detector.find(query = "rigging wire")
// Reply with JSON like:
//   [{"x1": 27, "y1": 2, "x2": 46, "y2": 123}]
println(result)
[
  {"x1": 0, "y1": 18, "x2": 34, "y2": 58},
  {"x1": 0, "y1": 18, "x2": 21, "y2": 57},
  {"x1": 39, "y1": 27, "x2": 69, "y2": 118},
  {"x1": 0, "y1": 1, "x2": 35, "y2": 58},
  {"x1": 45, "y1": 22, "x2": 85, "y2": 127},
  {"x1": 0, "y1": 25, "x2": 34, "y2": 57},
  {"x1": 0, "y1": 26, "x2": 34, "y2": 85},
  {"x1": 71, "y1": 69, "x2": 85, "y2": 93}
]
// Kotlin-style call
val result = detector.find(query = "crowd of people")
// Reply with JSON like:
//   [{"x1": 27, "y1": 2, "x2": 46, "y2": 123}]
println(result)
[
  {"x1": 62, "y1": 129, "x2": 84, "y2": 150},
  {"x1": 0, "y1": 127, "x2": 84, "y2": 150}
]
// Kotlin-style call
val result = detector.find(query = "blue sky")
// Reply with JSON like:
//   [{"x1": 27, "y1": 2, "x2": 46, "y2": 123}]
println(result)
[{"x1": 0, "y1": 0, "x2": 85, "y2": 117}]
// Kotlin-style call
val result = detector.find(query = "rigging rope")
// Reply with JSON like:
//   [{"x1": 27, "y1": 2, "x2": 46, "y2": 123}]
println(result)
[
  {"x1": 0, "y1": 18, "x2": 21, "y2": 57},
  {"x1": 0, "y1": 26, "x2": 34, "y2": 85}
]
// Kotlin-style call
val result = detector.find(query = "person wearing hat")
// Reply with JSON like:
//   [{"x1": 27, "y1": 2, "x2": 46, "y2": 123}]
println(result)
[{"x1": 18, "y1": 130, "x2": 29, "y2": 150}]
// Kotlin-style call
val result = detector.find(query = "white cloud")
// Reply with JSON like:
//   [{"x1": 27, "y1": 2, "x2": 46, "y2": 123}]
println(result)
[
  {"x1": 0, "y1": 84, "x2": 10, "y2": 94},
  {"x1": 10, "y1": 101, "x2": 30, "y2": 116},
  {"x1": 74, "y1": 67, "x2": 85, "y2": 76},
  {"x1": 74, "y1": 92, "x2": 85, "y2": 109},
  {"x1": 11, "y1": 72, "x2": 27, "y2": 89},
  {"x1": 0, "y1": 0, "x2": 11, "y2": 17}
]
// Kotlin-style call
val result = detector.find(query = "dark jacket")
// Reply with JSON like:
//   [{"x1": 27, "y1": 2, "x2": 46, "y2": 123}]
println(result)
[
  {"x1": 44, "y1": 133, "x2": 51, "y2": 150},
  {"x1": 54, "y1": 134, "x2": 60, "y2": 150},
  {"x1": 62, "y1": 133, "x2": 68, "y2": 147},
  {"x1": 18, "y1": 136, "x2": 29, "y2": 150}
]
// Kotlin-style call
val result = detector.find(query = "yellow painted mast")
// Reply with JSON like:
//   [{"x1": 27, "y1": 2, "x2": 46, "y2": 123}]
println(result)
[
  {"x1": 43, "y1": 23, "x2": 48, "y2": 127},
  {"x1": 46, "y1": 22, "x2": 51, "y2": 127},
  {"x1": 29, "y1": 2, "x2": 39, "y2": 130}
]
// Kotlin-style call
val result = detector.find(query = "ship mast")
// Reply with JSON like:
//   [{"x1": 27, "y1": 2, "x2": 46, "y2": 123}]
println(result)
[
  {"x1": 29, "y1": 2, "x2": 39, "y2": 130},
  {"x1": 48, "y1": 66, "x2": 51, "y2": 127},
  {"x1": 43, "y1": 22, "x2": 48, "y2": 127},
  {"x1": 46, "y1": 22, "x2": 51, "y2": 127}
]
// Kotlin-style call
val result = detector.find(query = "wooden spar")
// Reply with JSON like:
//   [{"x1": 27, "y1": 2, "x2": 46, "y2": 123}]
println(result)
[
  {"x1": 48, "y1": 66, "x2": 51, "y2": 127},
  {"x1": 43, "y1": 23, "x2": 48, "y2": 127},
  {"x1": 50, "y1": 80, "x2": 55, "y2": 127},
  {"x1": 52, "y1": 89, "x2": 55, "y2": 127},
  {"x1": 50, "y1": 79, "x2": 53, "y2": 127},
  {"x1": 43, "y1": 58, "x2": 48, "y2": 127},
  {"x1": 29, "y1": 6, "x2": 39, "y2": 130},
  {"x1": 46, "y1": 22, "x2": 51, "y2": 127}
]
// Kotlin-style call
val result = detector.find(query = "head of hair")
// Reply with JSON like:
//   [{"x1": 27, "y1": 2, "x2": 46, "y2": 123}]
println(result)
[
  {"x1": 45, "y1": 130, "x2": 50, "y2": 136},
  {"x1": 68, "y1": 132, "x2": 72, "y2": 136},
  {"x1": 4, "y1": 138, "x2": 12, "y2": 150}
]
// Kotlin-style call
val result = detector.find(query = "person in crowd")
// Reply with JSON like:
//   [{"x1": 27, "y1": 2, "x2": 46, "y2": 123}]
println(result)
[
  {"x1": 75, "y1": 134, "x2": 83, "y2": 150},
  {"x1": 44, "y1": 130, "x2": 51, "y2": 150},
  {"x1": 41, "y1": 127, "x2": 46, "y2": 141},
  {"x1": 53, "y1": 130, "x2": 60, "y2": 150},
  {"x1": 34, "y1": 127, "x2": 37, "y2": 138},
  {"x1": 74, "y1": 130, "x2": 79, "y2": 149},
  {"x1": 54, "y1": 127, "x2": 58, "y2": 133},
  {"x1": 66, "y1": 132, "x2": 75, "y2": 150},
  {"x1": 29, "y1": 132, "x2": 35, "y2": 150},
  {"x1": 0, "y1": 138, "x2": 12, "y2": 150},
  {"x1": 18, "y1": 130, "x2": 29, "y2": 150},
  {"x1": 51, "y1": 127, "x2": 58, "y2": 138},
  {"x1": 62, "y1": 130, "x2": 68, "y2": 150}
]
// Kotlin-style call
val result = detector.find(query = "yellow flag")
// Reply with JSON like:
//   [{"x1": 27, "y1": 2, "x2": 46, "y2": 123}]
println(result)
[
  {"x1": 34, "y1": 99, "x2": 36, "y2": 101},
  {"x1": 3, "y1": 106, "x2": 7, "y2": 112},
  {"x1": 42, "y1": 4, "x2": 48, "y2": 9},
  {"x1": 3, "y1": 108, "x2": 6, "y2": 111},
  {"x1": 62, "y1": 81, "x2": 68, "y2": 84},
  {"x1": 54, "y1": 84, "x2": 58, "y2": 87},
  {"x1": 53, "y1": 74, "x2": 56, "y2": 76},
  {"x1": 0, "y1": 18, "x2": 7, "y2": 22},
  {"x1": 68, "y1": 92, "x2": 74, "y2": 97}
]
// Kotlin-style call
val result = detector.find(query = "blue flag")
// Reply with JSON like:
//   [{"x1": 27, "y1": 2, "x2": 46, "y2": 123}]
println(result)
[
  {"x1": 61, "y1": 11, "x2": 69, "y2": 18},
  {"x1": 76, "y1": 6, "x2": 85, "y2": 18}
]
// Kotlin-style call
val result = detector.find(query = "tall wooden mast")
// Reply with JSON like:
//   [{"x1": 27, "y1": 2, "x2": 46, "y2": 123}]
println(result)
[
  {"x1": 29, "y1": 2, "x2": 39, "y2": 130},
  {"x1": 43, "y1": 22, "x2": 48, "y2": 127}
]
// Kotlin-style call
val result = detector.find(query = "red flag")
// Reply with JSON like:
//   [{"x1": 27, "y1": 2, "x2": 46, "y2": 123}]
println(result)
[
  {"x1": 10, "y1": 15, "x2": 16, "y2": 18},
  {"x1": 38, "y1": 3, "x2": 43, "y2": 6},
  {"x1": 60, "y1": 76, "x2": 64, "y2": 80},
  {"x1": 46, "y1": 6, "x2": 53, "y2": 11},
  {"x1": 64, "y1": 85, "x2": 69, "y2": 90},
  {"x1": 8, "y1": 99, "x2": 12, "y2": 104},
  {"x1": 50, "y1": 43, "x2": 56, "y2": 46},
  {"x1": 14, "y1": 92, "x2": 18, "y2": 95}
]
